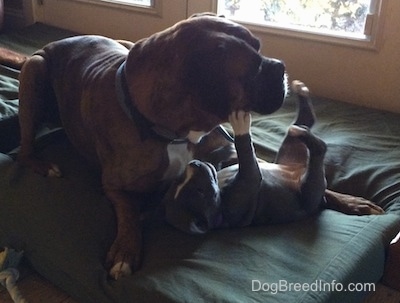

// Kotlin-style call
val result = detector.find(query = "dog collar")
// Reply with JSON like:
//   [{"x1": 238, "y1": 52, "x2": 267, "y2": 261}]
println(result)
[
  {"x1": 115, "y1": 61, "x2": 188, "y2": 143},
  {"x1": 115, "y1": 61, "x2": 234, "y2": 144}
]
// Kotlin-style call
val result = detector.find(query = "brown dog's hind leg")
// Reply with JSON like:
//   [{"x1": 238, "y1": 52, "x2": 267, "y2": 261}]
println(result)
[{"x1": 17, "y1": 55, "x2": 62, "y2": 177}]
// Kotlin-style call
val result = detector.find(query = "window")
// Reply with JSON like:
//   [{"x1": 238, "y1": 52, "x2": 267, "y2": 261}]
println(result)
[
  {"x1": 99, "y1": 0, "x2": 152, "y2": 7},
  {"x1": 217, "y1": 0, "x2": 386, "y2": 50},
  {"x1": 73, "y1": 0, "x2": 155, "y2": 12}
]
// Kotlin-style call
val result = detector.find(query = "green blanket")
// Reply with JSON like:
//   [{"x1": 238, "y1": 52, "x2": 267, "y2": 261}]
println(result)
[
  {"x1": 0, "y1": 142, "x2": 399, "y2": 303},
  {"x1": 0, "y1": 23, "x2": 399, "y2": 303}
]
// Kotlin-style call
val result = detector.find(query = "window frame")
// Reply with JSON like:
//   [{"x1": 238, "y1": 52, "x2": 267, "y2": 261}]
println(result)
[
  {"x1": 212, "y1": 0, "x2": 388, "y2": 51},
  {"x1": 69, "y1": 0, "x2": 161, "y2": 16}
]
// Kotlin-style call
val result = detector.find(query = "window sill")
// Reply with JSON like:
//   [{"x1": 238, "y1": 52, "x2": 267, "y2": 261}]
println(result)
[{"x1": 66, "y1": 0, "x2": 161, "y2": 17}]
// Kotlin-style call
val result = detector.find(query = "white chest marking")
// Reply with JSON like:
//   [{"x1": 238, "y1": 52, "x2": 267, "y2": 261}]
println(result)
[
  {"x1": 162, "y1": 143, "x2": 193, "y2": 182},
  {"x1": 217, "y1": 164, "x2": 238, "y2": 189},
  {"x1": 187, "y1": 130, "x2": 209, "y2": 144},
  {"x1": 174, "y1": 166, "x2": 194, "y2": 199}
]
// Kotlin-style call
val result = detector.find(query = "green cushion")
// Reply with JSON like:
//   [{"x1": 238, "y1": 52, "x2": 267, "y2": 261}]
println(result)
[
  {"x1": 0, "y1": 65, "x2": 20, "y2": 153},
  {"x1": 0, "y1": 134, "x2": 399, "y2": 303}
]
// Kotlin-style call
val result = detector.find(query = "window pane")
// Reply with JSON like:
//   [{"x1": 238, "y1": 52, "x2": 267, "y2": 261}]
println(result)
[
  {"x1": 106, "y1": 0, "x2": 152, "y2": 7},
  {"x1": 218, "y1": 0, "x2": 371, "y2": 37}
]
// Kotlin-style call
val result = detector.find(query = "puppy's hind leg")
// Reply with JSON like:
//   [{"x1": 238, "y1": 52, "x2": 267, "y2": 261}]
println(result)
[
  {"x1": 291, "y1": 80, "x2": 315, "y2": 128},
  {"x1": 289, "y1": 125, "x2": 327, "y2": 213},
  {"x1": 274, "y1": 81, "x2": 315, "y2": 165},
  {"x1": 17, "y1": 54, "x2": 62, "y2": 177}
]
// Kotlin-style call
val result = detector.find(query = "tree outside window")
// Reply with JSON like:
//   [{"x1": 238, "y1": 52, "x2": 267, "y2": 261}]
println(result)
[{"x1": 222, "y1": 0, "x2": 370, "y2": 35}]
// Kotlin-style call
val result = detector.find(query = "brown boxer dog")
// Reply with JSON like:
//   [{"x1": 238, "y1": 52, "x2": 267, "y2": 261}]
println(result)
[
  {"x1": 6, "y1": 14, "x2": 288, "y2": 279},
  {"x1": 0, "y1": 14, "x2": 383, "y2": 279}
]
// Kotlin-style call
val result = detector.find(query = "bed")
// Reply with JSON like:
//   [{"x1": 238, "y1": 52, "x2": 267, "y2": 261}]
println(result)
[{"x1": 0, "y1": 23, "x2": 399, "y2": 303}]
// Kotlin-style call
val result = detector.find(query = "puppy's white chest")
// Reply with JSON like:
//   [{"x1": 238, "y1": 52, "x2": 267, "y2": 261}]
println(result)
[{"x1": 162, "y1": 143, "x2": 193, "y2": 181}]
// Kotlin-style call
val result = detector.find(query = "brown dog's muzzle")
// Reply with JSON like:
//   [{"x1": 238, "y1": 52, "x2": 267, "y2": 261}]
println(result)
[{"x1": 249, "y1": 57, "x2": 287, "y2": 115}]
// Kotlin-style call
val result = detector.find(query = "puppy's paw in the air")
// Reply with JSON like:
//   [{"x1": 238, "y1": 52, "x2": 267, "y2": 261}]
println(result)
[
  {"x1": 291, "y1": 80, "x2": 309, "y2": 97},
  {"x1": 287, "y1": 125, "x2": 310, "y2": 138}
]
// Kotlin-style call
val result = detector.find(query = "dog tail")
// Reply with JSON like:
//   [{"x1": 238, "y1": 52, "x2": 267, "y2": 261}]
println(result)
[{"x1": 0, "y1": 47, "x2": 27, "y2": 70}]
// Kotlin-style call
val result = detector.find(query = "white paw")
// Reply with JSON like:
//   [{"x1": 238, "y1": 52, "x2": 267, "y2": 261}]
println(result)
[
  {"x1": 187, "y1": 130, "x2": 209, "y2": 144},
  {"x1": 288, "y1": 125, "x2": 308, "y2": 137},
  {"x1": 48, "y1": 165, "x2": 62, "y2": 178},
  {"x1": 109, "y1": 261, "x2": 132, "y2": 280},
  {"x1": 291, "y1": 80, "x2": 309, "y2": 97}
]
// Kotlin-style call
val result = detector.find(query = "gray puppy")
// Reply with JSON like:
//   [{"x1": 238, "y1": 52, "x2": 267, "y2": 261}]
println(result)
[{"x1": 163, "y1": 81, "x2": 327, "y2": 234}]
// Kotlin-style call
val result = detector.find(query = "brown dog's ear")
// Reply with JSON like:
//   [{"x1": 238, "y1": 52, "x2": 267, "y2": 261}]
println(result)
[
  {"x1": 184, "y1": 33, "x2": 261, "y2": 119},
  {"x1": 184, "y1": 39, "x2": 230, "y2": 118}
]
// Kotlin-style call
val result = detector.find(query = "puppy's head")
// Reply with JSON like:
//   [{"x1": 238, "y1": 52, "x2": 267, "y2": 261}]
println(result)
[
  {"x1": 163, "y1": 160, "x2": 223, "y2": 234},
  {"x1": 126, "y1": 15, "x2": 286, "y2": 139}
]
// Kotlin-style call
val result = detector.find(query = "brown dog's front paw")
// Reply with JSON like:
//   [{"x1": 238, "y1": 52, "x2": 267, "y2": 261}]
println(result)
[
  {"x1": 109, "y1": 261, "x2": 132, "y2": 280},
  {"x1": 106, "y1": 234, "x2": 142, "y2": 280}
]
